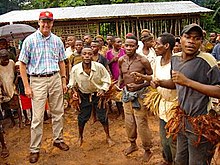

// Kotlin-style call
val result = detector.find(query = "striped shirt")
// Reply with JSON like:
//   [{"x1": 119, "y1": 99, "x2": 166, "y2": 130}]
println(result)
[{"x1": 19, "y1": 29, "x2": 66, "y2": 75}]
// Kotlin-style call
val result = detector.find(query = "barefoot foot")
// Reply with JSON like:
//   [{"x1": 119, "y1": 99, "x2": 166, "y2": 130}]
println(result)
[
  {"x1": 143, "y1": 149, "x2": 153, "y2": 162},
  {"x1": 106, "y1": 137, "x2": 115, "y2": 147},
  {"x1": 123, "y1": 145, "x2": 138, "y2": 156},
  {"x1": 77, "y1": 138, "x2": 83, "y2": 147}
]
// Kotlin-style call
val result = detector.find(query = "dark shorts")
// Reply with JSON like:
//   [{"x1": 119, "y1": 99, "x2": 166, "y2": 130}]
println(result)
[
  {"x1": 78, "y1": 92, "x2": 108, "y2": 127},
  {"x1": 0, "y1": 109, "x2": 3, "y2": 120}
]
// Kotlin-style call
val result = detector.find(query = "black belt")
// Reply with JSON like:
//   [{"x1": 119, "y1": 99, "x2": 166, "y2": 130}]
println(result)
[{"x1": 31, "y1": 71, "x2": 58, "y2": 77}]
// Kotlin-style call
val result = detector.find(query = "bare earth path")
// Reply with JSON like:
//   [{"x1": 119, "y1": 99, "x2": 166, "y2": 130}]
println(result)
[{"x1": 0, "y1": 107, "x2": 219, "y2": 165}]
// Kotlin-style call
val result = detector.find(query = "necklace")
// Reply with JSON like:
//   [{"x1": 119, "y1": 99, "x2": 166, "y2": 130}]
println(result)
[
  {"x1": 112, "y1": 49, "x2": 119, "y2": 55},
  {"x1": 125, "y1": 55, "x2": 137, "y2": 73}
]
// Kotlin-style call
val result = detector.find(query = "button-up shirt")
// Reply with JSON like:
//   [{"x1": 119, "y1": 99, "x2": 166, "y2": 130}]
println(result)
[
  {"x1": 68, "y1": 61, "x2": 111, "y2": 94},
  {"x1": 19, "y1": 29, "x2": 66, "y2": 75}
]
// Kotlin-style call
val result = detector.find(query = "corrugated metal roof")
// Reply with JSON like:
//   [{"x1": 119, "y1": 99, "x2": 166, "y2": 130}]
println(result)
[{"x1": 0, "y1": 1, "x2": 212, "y2": 24}]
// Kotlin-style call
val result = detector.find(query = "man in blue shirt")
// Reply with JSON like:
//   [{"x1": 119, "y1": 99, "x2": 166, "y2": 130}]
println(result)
[{"x1": 19, "y1": 11, "x2": 69, "y2": 163}]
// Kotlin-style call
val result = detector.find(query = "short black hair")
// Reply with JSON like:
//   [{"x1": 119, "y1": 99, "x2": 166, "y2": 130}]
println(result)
[
  {"x1": 91, "y1": 40, "x2": 100, "y2": 45},
  {"x1": 126, "y1": 35, "x2": 138, "y2": 45},
  {"x1": 0, "y1": 49, "x2": 11, "y2": 58},
  {"x1": 159, "y1": 33, "x2": 175, "y2": 51},
  {"x1": 0, "y1": 38, "x2": 7, "y2": 42},
  {"x1": 111, "y1": 36, "x2": 121, "y2": 43}
]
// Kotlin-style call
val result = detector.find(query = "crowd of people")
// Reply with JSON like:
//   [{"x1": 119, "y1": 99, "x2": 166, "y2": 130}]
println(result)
[{"x1": 0, "y1": 10, "x2": 219, "y2": 164}]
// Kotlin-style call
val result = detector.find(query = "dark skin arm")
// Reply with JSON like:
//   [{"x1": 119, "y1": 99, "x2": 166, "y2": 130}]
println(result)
[
  {"x1": 172, "y1": 70, "x2": 220, "y2": 98},
  {"x1": 151, "y1": 79, "x2": 176, "y2": 89},
  {"x1": 118, "y1": 57, "x2": 124, "y2": 87},
  {"x1": 141, "y1": 56, "x2": 153, "y2": 75}
]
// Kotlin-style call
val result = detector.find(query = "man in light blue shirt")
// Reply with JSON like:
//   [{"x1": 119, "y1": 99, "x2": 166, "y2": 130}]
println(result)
[{"x1": 19, "y1": 11, "x2": 69, "y2": 164}]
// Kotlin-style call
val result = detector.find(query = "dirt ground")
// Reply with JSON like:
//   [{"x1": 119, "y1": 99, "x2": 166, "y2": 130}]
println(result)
[{"x1": 0, "y1": 106, "x2": 219, "y2": 165}]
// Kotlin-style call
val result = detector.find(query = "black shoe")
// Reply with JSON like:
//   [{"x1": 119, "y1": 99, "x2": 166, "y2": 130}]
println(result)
[
  {"x1": 29, "y1": 152, "x2": 39, "y2": 163},
  {"x1": 53, "y1": 142, "x2": 69, "y2": 151}
]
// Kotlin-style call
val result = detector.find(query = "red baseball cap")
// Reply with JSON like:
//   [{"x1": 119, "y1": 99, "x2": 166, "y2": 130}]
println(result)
[{"x1": 39, "y1": 11, "x2": 53, "y2": 20}]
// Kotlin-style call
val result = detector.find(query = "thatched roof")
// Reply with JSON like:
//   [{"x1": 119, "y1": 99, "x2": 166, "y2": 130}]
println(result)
[{"x1": 0, "y1": 1, "x2": 212, "y2": 24}]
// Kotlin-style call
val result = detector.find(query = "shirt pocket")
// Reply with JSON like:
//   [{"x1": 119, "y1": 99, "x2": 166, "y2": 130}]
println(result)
[{"x1": 50, "y1": 47, "x2": 59, "y2": 60}]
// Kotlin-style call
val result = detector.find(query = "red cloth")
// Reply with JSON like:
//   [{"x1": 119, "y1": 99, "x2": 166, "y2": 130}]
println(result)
[{"x1": 20, "y1": 95, "x2": 32, "y2": 110}]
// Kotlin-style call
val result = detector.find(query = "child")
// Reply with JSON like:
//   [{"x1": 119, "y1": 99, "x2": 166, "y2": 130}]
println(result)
[
  {"x1": 14, "y1": 61, "x2": 32, "y2": 125},
  {"x1": 0, "y1": 49, "x2": 18, "y2": 127}
]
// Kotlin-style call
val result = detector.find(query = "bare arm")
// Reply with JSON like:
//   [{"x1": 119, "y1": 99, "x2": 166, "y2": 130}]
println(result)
[
  {"x1": 141, "y1": 56, "x2": 153, "y2": 75},
  {"x1": 118, "y1": 57, "x2": 124, "y2": 87},
  {"x1": 59, "y1": 60, "x2": 67, "y2": 93},
  {"x1": 19, "y1": 62, "x2": 33, "y2": 98},
  {"x1": 172, "y1": 70, "x2": 220, "y2": 98}
]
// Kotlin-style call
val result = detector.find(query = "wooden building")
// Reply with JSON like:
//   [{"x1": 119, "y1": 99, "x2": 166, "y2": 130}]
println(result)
[{"x1": 0, "y1": 1, "x2": 212, "y2": 39}]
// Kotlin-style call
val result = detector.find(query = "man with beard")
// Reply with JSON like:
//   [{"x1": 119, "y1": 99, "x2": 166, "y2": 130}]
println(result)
[{"x1": 118, "y1": 35, "x2": 153, "y2": 162}]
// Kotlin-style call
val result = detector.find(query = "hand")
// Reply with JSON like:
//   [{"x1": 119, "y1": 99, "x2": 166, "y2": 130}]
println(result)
[
  {"x1": 62, "y1": 84, "x2": 67, "y2": 93},
  {"x1": 130, "y1": 72, "x2": 144, "y2": 81},
  {"x1": 126, "y1": 83, "x2": 140, "y2": 92},
  {"x1": 72, "y1": 92, "x2": 78, "y2": 100},
  {"x1": 97, "y1": 90, "x2": 105, "y2": 97},
  {"x1": 150, "y1": 79, "x2": 160, "y2": 89},
  {"x1": 25, "y1": 86, "x2": 33, "y2": 98},
  {"x1": 172, "y1": 70, "x2": 190, "y2": 86},
  {"x1": 113, "y1": 56, "x2": 119, "y2": 62}
]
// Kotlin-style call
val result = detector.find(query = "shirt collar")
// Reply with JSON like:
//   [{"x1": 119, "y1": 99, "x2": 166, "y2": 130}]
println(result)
[
  {"x1": 36, "y1": 29, "x2": 51, "y2": 39},
  {"x1": 78, "y1": 61, "x2": 97, "y2": 74}
]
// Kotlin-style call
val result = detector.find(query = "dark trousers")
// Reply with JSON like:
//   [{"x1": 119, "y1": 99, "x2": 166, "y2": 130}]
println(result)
[
  {"x1": 160, "y1": 119, "x2": 176, "y2": 163},
  {"x1": 175, "y1": 129, "x2": 215, "y2": 165},
  {"x1": 78, "y1": 92, "x2": 108, "y2": 127}
]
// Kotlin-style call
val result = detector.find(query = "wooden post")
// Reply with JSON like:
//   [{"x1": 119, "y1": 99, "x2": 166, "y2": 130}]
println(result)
[
  {"x1": 165, "y1": 20, "x2": 167, "y2": 32},
  {"x1": 151, "y1": 19, "x2": 154, "y2": 35},
  {"x1": 116, "y1": 21, "x2": 119, "y2": 36},
  {"x1": 96, "y1": 22, "x2": 99, "y2": 35},
  {"x1": 170, "y1": 20, "x2": 173, "y2": 34},
  {"x1": 123, "y1": 20, "x2": 127, "y2": 37},
  {"x1": 136, "y1": 19, "x2": 139, "y2": 40},
  {"x1": 174, "y1": 20, "x2": 178, "y2": 36},
  {"x1": 139, "y1": 20, "x2": 143, "y2": 32},
  {"x1": 120, "y1": 21, "x2": 123, "y2": 39},
  {"x1": 132, "y1": 20, "x2": 134, "y2": 34}
]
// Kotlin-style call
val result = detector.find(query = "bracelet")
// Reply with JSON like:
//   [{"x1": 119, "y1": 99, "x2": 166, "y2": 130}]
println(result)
[{"x1": 61, "y1": 75, "x2": 66, "y2": 79}]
